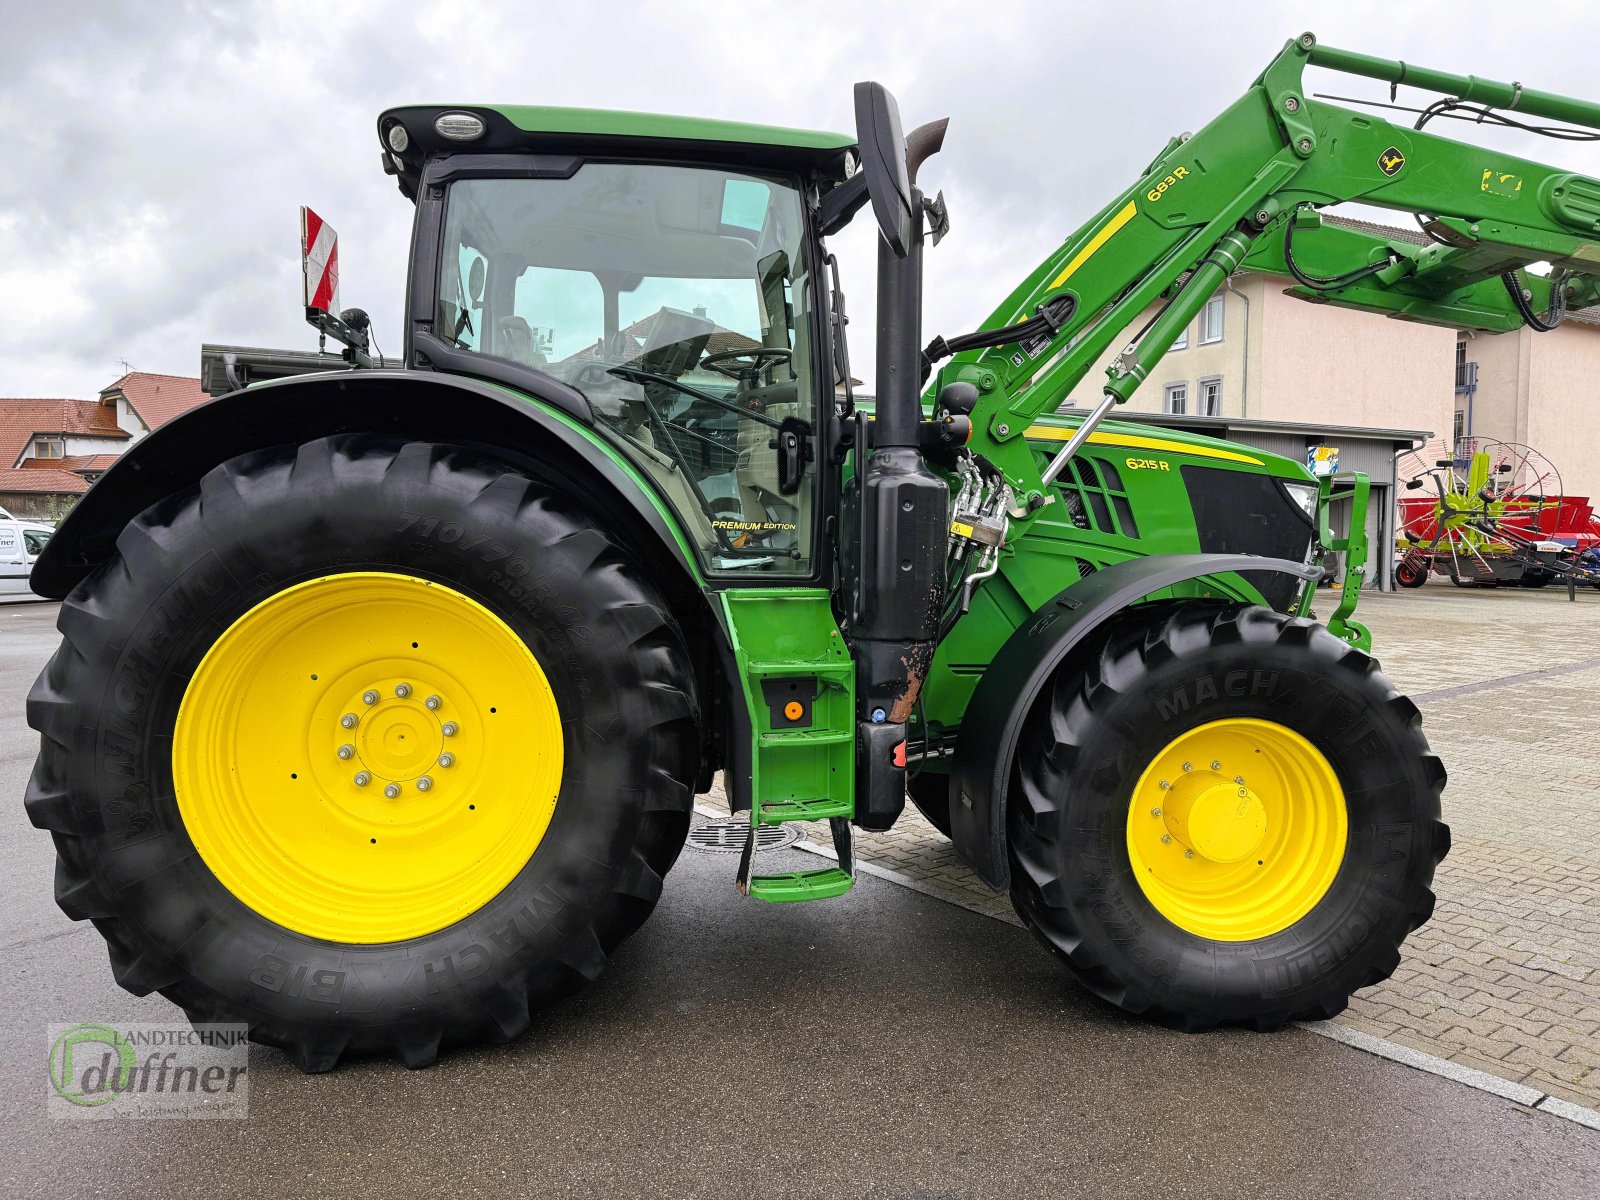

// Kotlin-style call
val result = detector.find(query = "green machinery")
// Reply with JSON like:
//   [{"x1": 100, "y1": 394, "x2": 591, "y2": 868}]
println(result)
[
  {"x1": 1394, "y1": 440, "x2": 1586, "y2": 587},
  {"x1": 27, "y1": 33, "x2": 1600, "y2": 1069}
]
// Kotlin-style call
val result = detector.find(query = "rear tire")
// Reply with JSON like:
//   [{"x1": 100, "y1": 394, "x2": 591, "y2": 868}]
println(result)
[
  {"x1": 1008, "y1": 602, "x2": 1448, "y2": 1030},
  {"x1": 26, "y1": 436, "x2": 698, "y2": 1071}
]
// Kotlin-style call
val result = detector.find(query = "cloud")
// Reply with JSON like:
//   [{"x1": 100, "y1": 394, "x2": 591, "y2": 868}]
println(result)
[{"x1": 4, "y1": 0, "x2": 1600, "y2": 397}]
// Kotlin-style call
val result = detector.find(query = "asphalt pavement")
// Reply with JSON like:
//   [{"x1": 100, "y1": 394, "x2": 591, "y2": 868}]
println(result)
[{"x1": 1, "y1": 601, "x2": 1597, "y2": 1198}]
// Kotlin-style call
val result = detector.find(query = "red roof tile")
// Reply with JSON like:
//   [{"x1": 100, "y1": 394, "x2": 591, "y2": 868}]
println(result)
[
  {"x1": 17, "y1": 454, "x2": 120, "y2": 473},
  {"x1": 103, "y1": 372, "x2": 209, "y2": 430},
  {"x1": 1322, "y1": 214, "x2": 1431, "y2": 246},
  {"x1": 0, "y1": 467, "x2": 92, "y2": 495},
  {"x1": 0, "y1": 398, "x2": 129, "y2": 472},
  {"x1": 72, "y1": 455, "x2": 122, "y2": 473}
]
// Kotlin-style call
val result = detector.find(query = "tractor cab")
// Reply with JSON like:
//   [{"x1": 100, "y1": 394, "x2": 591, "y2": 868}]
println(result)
[{"x1": 378, "y1": 105, "x2": 859, "y2": 576}]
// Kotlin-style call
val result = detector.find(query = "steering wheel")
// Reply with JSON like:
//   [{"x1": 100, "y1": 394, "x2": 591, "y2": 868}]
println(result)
[{"x1": 700, "y1": 347, "x2": 792, "y2": 379}]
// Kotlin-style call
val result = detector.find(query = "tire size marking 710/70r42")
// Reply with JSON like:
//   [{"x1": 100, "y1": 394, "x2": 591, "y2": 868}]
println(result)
[{"x1": 396, "y1": 510, "x2": 520, "y2": 570}]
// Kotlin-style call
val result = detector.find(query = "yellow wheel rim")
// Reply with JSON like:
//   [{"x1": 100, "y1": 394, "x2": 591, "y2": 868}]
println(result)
[
  {"x1": 174, "y1": 572, "x2": 563, "y2": 943},
  {"x1": 1125, "y1": 718, "x2": 1347, "y2": 942}
]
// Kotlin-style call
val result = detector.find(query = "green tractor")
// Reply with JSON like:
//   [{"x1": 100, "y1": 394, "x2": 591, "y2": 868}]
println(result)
[{"x1": 32, "y1": 33, "x2": 1600, "y2": 1070}]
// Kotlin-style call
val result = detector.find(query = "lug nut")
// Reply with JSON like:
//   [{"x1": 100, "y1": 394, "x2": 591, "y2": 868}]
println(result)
[
  {"x1": 1184, "y1": 849, "x2": 1197, "y2": 859},
  {"x1": 341, "y1": 713, "x2": 359, "y2": 729},
  {"x1": 337, "y1": 744, "x2": 355, "y2": 760},
  {"x1": 353, "y1": 771, "x2": 371, "y2": 787},
  {"x1": 441, "y1": 722, "x2": 458, "y2": 737},
  {"x1": 1235, "y1": 775, "x2": 1245, "y2": 785},
  {"x1": 1182, "y1": 761, "x2": 1192, "y2": 772},
  {"x1": 416, "y1": 776, "x2": 433, "y2": 792},
  {"x1": 395, "y1": 683, "x2": 412, "y2": 698},
  {"x1": 1160, "y1": 834, "x2": 1172, "y2": 844},
  {"x1": 438, "y1": 753, "x2": 455, "y2": 768},
  {"x1": 1210, "y1": 760, "x2": 1221, "y2": 771},
  {"x1": 1159, "y1": 780, "x2": 1172, "y2": 791},
  {"x1": 363, "y1": 690, "x2": 380, "y2": 705},
  {"x1": 384, "y1": 783, "x2": 401, "y2": 799},
  {"x1": 425, "y1": 695, "x2": 442, "y2": 711},
  {"x1": 1150, "y1": 807, "x2": 1162, "y2": 818}
]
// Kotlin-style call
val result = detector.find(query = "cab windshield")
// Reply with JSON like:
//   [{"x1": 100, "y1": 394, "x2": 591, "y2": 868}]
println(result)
[{"x1": 437, "y1": 164, "x2": 817, "y2": 573}]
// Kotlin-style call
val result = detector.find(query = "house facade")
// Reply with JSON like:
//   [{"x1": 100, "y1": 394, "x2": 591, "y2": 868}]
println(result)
[
  {"x1": 1059, "y1": 216, "x2": 1600, "y2": 510},
  {"x1": 1455, "y1": 312, "x2": 1600, "y2": 499},
  {"x1": 0, "y1": 372, "x2": 209, "y2": 520},
  {"x1": 1059, "y1": 222, "x2": 1457, "y2": 452}
]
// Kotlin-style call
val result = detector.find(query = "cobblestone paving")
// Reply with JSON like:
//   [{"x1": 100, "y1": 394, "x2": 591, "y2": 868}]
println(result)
[{"x1": 706, "y1": 581, "x2": 1600, "y2": 1108}]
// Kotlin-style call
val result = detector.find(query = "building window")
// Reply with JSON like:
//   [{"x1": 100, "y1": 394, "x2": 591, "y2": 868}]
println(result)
[
  {"x1": 1171, "y1": 325, "x2": 1188, "y2": 351},
  {"x1": 1163, "y1": 383, "x2": 1188, "y2": 415},
  {"x1": 1199, "y1": 376, "x2": 1222, "y2": 416},
  {"x1": 32, "y1": 437, "x2": 64, "y2": 459},
  {"x1": 1453, "y1": 409, "x2": 1465, "y2": 446},
  {"x1": 1199, "y1": 294, "x2": 1225, "y2": 344}
]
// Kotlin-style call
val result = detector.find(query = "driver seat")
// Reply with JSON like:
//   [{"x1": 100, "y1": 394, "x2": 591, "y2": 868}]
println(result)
[{"x1": 497, "y1": 316, "x2": 549, "y2": 368}]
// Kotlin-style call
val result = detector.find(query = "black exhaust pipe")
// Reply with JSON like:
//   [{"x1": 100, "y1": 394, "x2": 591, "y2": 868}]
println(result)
[{"x1": 847, "y1": 85, "x2": 949, "y2": 830}]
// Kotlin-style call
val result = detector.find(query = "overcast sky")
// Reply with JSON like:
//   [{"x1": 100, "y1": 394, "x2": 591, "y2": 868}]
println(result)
[{"x1": 5, "y1": 0, "x2": 1600, "y2": 398}]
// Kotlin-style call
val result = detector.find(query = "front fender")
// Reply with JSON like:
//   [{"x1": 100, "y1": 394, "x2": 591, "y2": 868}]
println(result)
[
  {"x1": 32, "y1": 368, "x2": 701, "y2": 597},
  {"x1": 946, "y1": 553, "x2": 1322, "y2": 892}
]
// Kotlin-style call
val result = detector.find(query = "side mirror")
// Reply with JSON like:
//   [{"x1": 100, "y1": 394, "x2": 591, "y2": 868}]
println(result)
[{"x1": 852, "y1": 82, "x2": 913, "y2": 258}]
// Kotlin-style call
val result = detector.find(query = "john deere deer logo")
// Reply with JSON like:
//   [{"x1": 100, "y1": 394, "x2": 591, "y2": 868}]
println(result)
[{"x1": 1378, "y1": 147, "x2": 1406, "y2": 177}]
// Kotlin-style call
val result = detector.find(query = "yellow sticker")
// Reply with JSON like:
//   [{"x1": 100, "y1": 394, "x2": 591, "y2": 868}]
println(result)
[
  {"x1": 1480, "y1": 168, "x2": 1523, "y2": 197},
  {"x1": 1048, "y1": 201, "x2": 1138, "y2": 290}
]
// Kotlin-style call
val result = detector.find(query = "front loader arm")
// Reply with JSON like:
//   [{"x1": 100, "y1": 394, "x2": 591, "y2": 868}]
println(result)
[{"x1": 935, "y1": 32, "x2": 1600, "y2": 508}]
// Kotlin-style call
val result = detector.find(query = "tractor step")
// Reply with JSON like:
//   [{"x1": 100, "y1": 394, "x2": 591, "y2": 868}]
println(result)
[
  {"x1": 754, "y1": 796, "x2": 852, "y2": 824},
  {"x1": 745, "y1": 868, "x2": 854, "y2": 903},
  {"x1": 737, "y1": 815, "x2": 855, "y2": 903}
]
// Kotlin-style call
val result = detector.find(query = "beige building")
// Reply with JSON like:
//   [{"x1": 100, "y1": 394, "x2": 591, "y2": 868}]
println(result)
[
  {"x1": 1061, "y1": 223, "x2": 1454, "y2": 455},
  {"x1": 1058, "y1": 216, "x2": 1600, "y2": 503},
  {"x1": 1456, "y1": 313, "x2": 1600, "y2": 499}
]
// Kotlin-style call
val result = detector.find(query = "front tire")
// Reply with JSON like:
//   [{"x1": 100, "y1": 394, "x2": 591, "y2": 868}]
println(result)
[
  {"x1": 26, "y1": 437, "x2": 698, "y2": 1070},
  {"x1": 1008, "y1": 602, "x2": 1448, "y2": 1030}
]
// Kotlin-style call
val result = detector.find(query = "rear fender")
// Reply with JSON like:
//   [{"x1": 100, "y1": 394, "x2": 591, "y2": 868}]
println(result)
[
  {"x1": 34, "y1": 369, "x2": 700, "y2": 595},
  {"x1": 33, "y1": 369, "x2": 753, "y2": 802},
  {"x1": 947, "y1": 553, "x2": 1321, "y2": 891}
]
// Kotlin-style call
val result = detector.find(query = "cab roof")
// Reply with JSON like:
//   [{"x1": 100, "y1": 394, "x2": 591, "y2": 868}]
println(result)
[
  {"x1": 378, "y1": 104, "x2": 855, "y2": 199},
  {"x1": 486, "y1": 104, "x2": 853, "y2": 152}
]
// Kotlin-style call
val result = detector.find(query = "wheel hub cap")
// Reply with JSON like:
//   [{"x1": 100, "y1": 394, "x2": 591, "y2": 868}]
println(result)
[
  {"x1": 1163, "y1": 774, "x2": 1268, "y2": 864},
  {"x1": 1126, "y1": 718, "x2": 1348, "y2": 942},
  {"x1": 346, "y1": 682, "x2": 451, "y2": 786}
]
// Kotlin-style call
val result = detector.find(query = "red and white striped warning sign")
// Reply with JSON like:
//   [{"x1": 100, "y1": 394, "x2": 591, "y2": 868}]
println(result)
[{"x1": 300, "y1": 206, "x2": 340, "y2": 314}]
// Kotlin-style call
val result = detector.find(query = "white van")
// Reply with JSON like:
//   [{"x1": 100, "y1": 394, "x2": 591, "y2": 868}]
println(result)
[{"x1": 0, "y1": 509, "x2": 55, "y2": 596}]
